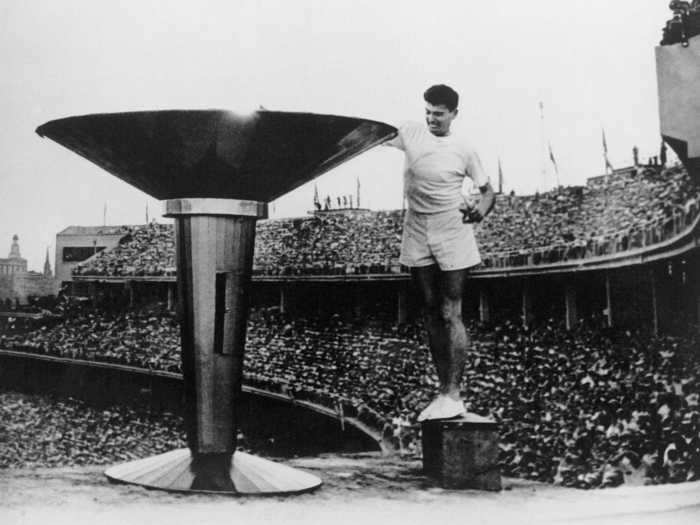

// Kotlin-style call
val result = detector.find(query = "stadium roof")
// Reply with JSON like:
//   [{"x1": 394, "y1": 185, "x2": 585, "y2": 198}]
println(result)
[{"x1": 57, "y1": 225, "x2": 135, "y2": 236}]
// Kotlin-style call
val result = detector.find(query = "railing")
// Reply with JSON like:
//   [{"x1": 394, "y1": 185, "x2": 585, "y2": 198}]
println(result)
[
  {"x1": 244, "y1": 373, "x2": 389, "y2": 435},
  {"x1": 0, "y1": 342, "x2": 389, "y2": 441}
]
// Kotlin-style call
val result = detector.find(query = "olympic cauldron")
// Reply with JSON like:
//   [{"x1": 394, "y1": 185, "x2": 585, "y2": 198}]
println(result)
[{"x1": 36, "y1": 109, "x2": 396, "y2": 494}]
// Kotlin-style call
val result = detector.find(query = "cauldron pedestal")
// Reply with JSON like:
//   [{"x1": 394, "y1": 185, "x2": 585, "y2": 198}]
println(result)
[
  {"x1": 104, "y1": 448, "x2": 321, "y2": 495},
  {"x1": 105, "y1": 198, "x2": 322, "y2": 494}
]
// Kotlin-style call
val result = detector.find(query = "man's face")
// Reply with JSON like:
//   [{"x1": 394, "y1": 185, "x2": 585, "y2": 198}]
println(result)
[{"x1": 425, "y1": 102, "x2": 457, "y2": 136}]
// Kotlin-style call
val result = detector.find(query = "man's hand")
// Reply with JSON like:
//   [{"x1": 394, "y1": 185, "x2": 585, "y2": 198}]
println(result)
[{"x1": 459, "y1": 202, "x2": 483, "y2": 223}]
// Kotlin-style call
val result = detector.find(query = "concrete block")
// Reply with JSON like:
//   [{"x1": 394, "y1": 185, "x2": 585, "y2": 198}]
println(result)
[{"x1": 421, "y1": 413, "x2": 501, "y2": 491}]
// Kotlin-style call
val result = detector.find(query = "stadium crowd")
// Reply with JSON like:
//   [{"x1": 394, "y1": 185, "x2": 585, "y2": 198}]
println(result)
[
  {"x1": 662, "y1": 0, "x2": 700, "y2": 45},
  {"x1": 480, "y1": 165, "x2": 699, "y2": 266},
  {"x1": 71, "y1": 165, "x2": 699, "y2": 277},
  {"x1": 1, "y1": 298, "x2": 181, "y2": 371},
  {"x1": 2, "y1": 297, "x2": 698, "y2": 488},
  {"x1": 72, "y1": 221, "x2": 175, "y2": 277},
  {"x1": 0, "y1": 391, "x2": 185, "y2": 469},
  {"x1": 254, "y1": 210, "x2": 402, "y2": 275}
]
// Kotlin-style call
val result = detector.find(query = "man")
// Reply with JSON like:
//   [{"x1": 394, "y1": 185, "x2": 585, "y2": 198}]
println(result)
[{"x1": 385, "y1": 84, "x2": 495, "y2": 421}]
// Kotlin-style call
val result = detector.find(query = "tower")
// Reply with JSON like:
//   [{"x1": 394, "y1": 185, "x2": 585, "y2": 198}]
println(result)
[
  {"x1": 3, "y1": 235, "x2": 28, "y2": 274},
  {"x1": 9, "y1": 234, "x2": 21, "y2": 258},
  {"x1": 43, "y1": 247, "x2": 52, "y2": 277}
]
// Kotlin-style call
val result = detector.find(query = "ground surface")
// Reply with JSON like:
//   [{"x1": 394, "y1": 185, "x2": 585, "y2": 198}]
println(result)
[{"x1": 2, "y1": 452, "x2": 699, "y2": 525}]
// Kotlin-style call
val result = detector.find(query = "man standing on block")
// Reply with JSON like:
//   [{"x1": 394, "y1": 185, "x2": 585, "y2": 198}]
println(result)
[{"x1": 385, "y1": 84, "x2": 495, "y2": 421}]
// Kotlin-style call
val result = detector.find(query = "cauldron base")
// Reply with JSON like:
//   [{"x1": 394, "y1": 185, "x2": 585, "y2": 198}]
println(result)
[{"x1": 104, "y1": 448, "x2": 322, "y2": 495}]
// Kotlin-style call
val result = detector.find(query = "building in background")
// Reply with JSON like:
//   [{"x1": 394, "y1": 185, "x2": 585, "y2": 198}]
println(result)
[
  {"x1": 54, "y1": 225, "x2": 131, "y2": 286},
  {"x1": 0, "y1": 235, "x2": 57, "y2": 305},
  {"x1": 0, "y1": 235, "x2": 27, "y2": 276}
]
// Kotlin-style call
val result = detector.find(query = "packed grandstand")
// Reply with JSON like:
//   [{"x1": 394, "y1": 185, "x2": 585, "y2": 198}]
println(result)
[
  {"x1": 69, "y1": 164, "x2": 700, "y2": 277},
  {"x1": 1, "y1": 163, "x2": 699, "y2": 489},
  {"x1": 2, "y1": 297, "x2": 699, "y2": 488}
]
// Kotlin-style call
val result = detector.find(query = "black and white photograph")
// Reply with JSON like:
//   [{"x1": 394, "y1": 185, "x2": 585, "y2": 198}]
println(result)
[{"x1": 1, "y1": 1, "x2": 699, "y2": 523}]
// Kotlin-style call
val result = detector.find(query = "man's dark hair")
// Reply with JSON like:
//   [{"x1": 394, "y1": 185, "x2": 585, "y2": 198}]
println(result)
[{"x1": 424, "y1": 84, "x2": 459, "y2": 111}]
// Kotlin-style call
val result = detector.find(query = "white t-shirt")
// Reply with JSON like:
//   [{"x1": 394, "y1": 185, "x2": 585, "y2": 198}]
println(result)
[{"x1": 385, "y1": 121, "x2": 489, "y2": 214}]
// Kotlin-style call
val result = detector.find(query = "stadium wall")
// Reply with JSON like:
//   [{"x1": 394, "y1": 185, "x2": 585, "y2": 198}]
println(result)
[
  {"x1": 67, "y1": 250, "x2": 700, "y2": 336},
  {"x1": 0, "y1": 350, "x2": 381, "y2": 455}
]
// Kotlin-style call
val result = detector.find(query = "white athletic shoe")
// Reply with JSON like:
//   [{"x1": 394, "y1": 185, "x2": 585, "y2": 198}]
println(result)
[
  {"x1": 430, "y1": 396, "x2": 467, "y2": 420},
  {"x1": 417, "y1": 395, "x2": 467, "y2": 422},
  {"x1": 417, "y1": 396, "x2": 442, "y2": 422}
]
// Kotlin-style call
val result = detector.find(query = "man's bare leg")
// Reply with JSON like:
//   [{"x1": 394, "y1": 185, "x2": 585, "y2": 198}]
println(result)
[
  {"x1": 412, "y1": 265, "x2": 469, "y2": 420},
  {"x1": 438, "y1": 269, "x2": 469, "y2": 400},
  {"x1": 411, "y1": 265, "x2": 449, "y2": 388}
]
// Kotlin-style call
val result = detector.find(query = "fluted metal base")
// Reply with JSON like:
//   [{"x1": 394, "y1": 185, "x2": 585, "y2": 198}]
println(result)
[{"x1": 104, "y1": 449, "x2": 322, "y2": 495}]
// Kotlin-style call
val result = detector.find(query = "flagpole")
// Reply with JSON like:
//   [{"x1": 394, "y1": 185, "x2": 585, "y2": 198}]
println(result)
[
  {"x1": 313, "y1": 183, "x2": 320, "y2": 211},
  {"x1": 602, "y1": 128, "x2": 614, "y2": 177},
  {"x1": 539, "y1": 101, "x2": 546, "y2": 191},
  {"x1": 498, "y1": 157, "x2": 503, "y2": 194},
  {"x1": 602, "y1": 128, "x2": 609, "y2": 176},
  {"x1": 603, "y1": 129, "x2": 607, "y2": 175},
  {"x1": 601, "y1": 128, "x2": 610, "y2": 206}
]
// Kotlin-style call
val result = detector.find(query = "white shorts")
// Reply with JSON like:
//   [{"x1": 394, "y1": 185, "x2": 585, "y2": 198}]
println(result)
[{"x1": 400, "y1": 208, "x2": 482, "y2": 271}]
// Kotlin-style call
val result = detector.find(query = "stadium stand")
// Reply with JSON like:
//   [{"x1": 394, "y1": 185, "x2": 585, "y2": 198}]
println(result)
[
  {"x1": 481, "y1": 165, "x2": 699, "y2": 267},
  {"x1": 2, "y1": 298, "x2": 699, "y2": 488},
  {"x1": 70, "y1": 165, "x2": 700, "y2": 278},
  {"x1": 3, "y1": 162, "x2": 699, "y2": 487},
  {"x1": 0, "y1": 299, "x2": 180, "y2": 371},
  {"x1": 71, "y1": 222, "x2": 176, "y2": 277},
  {"x1": 0, "y1": 391, "x2": 186, "y2": 469},
  {"x1": 662, "y1": 0, "x2": 700, "y2": 45}
]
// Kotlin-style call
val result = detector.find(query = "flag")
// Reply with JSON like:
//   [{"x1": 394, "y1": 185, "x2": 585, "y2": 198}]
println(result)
[
  {"x1": 549, "y1": 142, "x2": 560, "y2": 187},
  {"x1": 605, "y1": 157, "x2": 614, "y2": 173},
  {"x1": 313, "y1": 183, "x2": 320, "y2": 208},
  {"x1": 145, "y1": 203, "x2": 149, "y2": 224},
  {"x1": 549, "y1": 142, "x2": 559, "y2": 173},
  {"x1": 548, "y1": 143, "x2": 558, "y2": 174},
  {"x1": 602, "y1": 129, "x2": 608, "y2": 154},
  {"x1": 497, "y1": 157, "x2": 503, "y2": 194},
  {"x1": 103, "y1": 202, "x2": 107, "y2": 226},
  {"x1": 356, "y1": 176, "x2": 361, "y2": 208},
  {"x1": 602, "y1": 129, "x2": 614, "y2": 173}
]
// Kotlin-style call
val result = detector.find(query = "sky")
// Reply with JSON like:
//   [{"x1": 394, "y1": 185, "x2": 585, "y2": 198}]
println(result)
[{"x1": 0, "y1": 0, "x2": 673, "y2": 271}]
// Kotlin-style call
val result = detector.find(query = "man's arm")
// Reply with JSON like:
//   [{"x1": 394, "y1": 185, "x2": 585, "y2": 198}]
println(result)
[
  {"x1": 461, "y1": 182, "x2": 495, "y2": 223},
  {"x1": 477, "y1": 182, "x2": 496, "y2": 218},
  {"x1": 460, "y1": 146, "x2": 494, "y2": 223},
  {"x1": 382, "y1": 130, "x2": 402, "y2": 149},
  {"x1": 382, "y1": 124, "x2": 410, "y2": 151}
]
